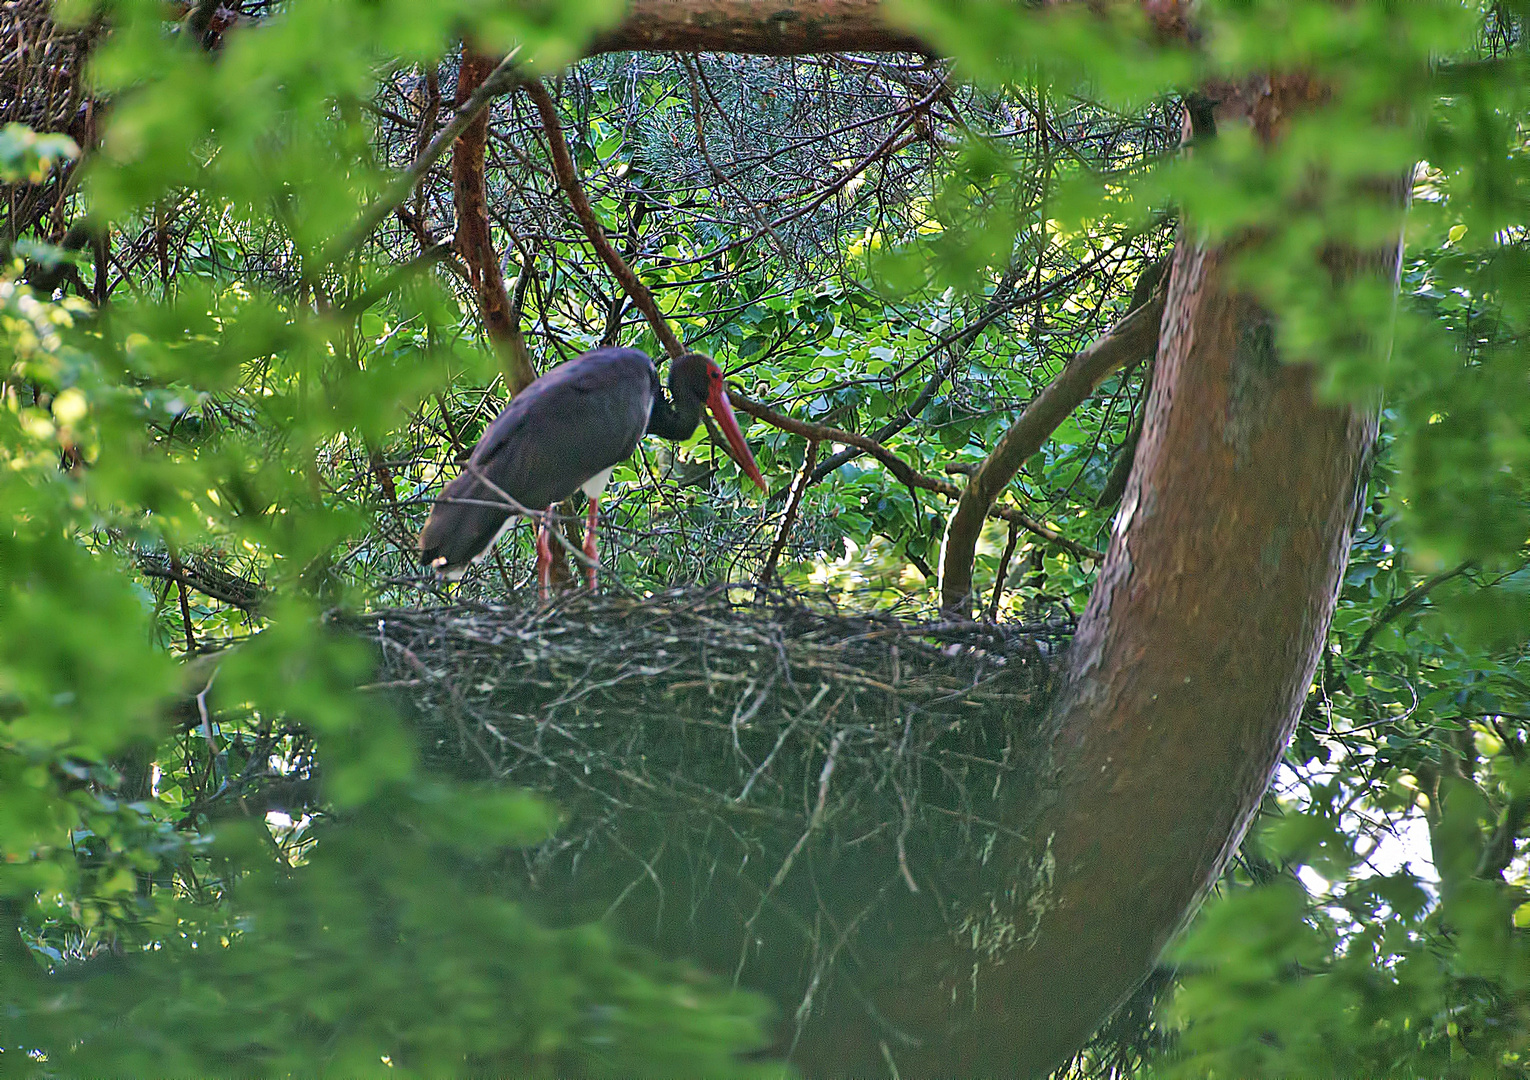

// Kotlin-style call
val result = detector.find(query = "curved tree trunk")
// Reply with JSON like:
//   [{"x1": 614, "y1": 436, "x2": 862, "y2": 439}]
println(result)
[
  {"x1": 791, "y1": 233, "x2": 1377, "y2": 1078},
  {"x1": 937, "y1": 286, "x2": 1165, "y2": 614},
  {"x1": 0, "y1": 5, "x2": 1392, "y2": 1075},
  {"x1": 992, "y1": 240, "x2": 1374, "y2": 1072}
]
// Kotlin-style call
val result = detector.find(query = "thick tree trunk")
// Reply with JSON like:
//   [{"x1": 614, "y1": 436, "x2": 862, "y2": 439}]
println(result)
[
  {"x1": 994, "y1": 241, "x2": 1374, "y2": 1073},
  {"x1": 793, "y1": 235, "x2": 1377, "y2": 1078}
]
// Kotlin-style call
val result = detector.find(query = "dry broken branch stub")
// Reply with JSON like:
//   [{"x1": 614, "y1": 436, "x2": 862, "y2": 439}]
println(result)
[{"x1": 347, "y1": 590, "x2": 1064, "y2": 1055}]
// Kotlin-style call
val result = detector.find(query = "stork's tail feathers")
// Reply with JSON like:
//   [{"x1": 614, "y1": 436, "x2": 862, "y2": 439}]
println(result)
[{"x1": 418, "y1": 472, "x2": 513, "y2": 579}]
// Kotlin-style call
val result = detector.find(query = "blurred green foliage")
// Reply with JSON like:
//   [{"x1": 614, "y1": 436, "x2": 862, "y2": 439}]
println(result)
[
  {"x1": 2, "y1": 0, "x2": 1530, "y2": 1075},
  {"x1": 0, "y1": 0, "x2": 780, "y2": 1073}
]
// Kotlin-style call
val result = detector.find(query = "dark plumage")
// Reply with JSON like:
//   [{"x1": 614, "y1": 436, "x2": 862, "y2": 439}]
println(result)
[{"x1": 419, "y1": 347, "x2": 764, "y2": 584}]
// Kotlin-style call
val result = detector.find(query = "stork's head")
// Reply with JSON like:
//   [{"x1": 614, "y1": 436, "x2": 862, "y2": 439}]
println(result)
[{"x1": 671, "y1": 352, "x2": 766, "y2": 491}]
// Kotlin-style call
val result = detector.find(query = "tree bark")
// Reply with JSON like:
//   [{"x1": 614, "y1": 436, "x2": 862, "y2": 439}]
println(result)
[
  {"x1": 452, "y1": 50, "x2": 538, "y2": 393},
  {"x1": 586, "y1": 0, "x2": 929, "y2": 56},
  {"x1": 794, "y1": 232, "x2": 1378, "y2": 1079},
  {"x1": 999, "y1": 241, "x2": 1374, "y2": 1073},
  {"x1": 557, "y1": 9, "x2": 1382, "y2": 1073},
  {"x1": 578, "y1": 0, "x2": 1197, "y2": 59}
]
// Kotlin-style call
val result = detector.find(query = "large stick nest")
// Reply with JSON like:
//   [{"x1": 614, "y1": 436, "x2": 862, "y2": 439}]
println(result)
[{"x1": 348, "y1": 590, "x2": 1067, "y2": 1035}]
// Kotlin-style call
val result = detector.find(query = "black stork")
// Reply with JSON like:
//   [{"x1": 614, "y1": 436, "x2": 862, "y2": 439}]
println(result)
[{"x1": 418, "y1": 347, "x2": 766, "y2": 593}]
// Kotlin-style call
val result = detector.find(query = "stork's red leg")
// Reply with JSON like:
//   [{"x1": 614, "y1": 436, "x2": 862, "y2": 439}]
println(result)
[
  {"x1": 536, "y1": 511, "x2": 554, "y2": 603},
  {"x1": 583, "y1": 495, "x2": 599, "y2": 592}
]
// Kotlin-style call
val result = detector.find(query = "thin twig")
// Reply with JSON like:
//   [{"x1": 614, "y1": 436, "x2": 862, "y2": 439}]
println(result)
[
  {"x1": 1356, "y1": 561, "x2": 1474, "y2": 654},
  {"x1": 461, "y1": 463, "x2": 600, "y2": 575},
  {"x1": 684, "y1": 58, "x2": 795, "y2": 266},
  {"x1": 737, "y1": 725, "x2": 850, "y2": 983},
  {"x1": 524, "y1": 78, "x2": 683, "y2": 359},
  {"x1": 732, "y1": 393, "x2": 1101, "y2": 561},
  {"x1": 986, "y1": 521, "x2": 1023, "y2": 622},
  {"x1": 737, "y1": 684, "x2": 833, "y2": 803},
  {"x1": 761, "y1": 438, "x2": 819, "y2": 584},
  {"x1": 169, "y1": 547, "x2": 197, "y2": 651}
]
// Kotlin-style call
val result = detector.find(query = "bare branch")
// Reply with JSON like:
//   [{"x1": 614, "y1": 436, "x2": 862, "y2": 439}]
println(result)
[
  {"x1": 1356, "y1": 561, "x2": 1474, "y2": 654},
  {"x1": 585, "y1": 0, "x2": 933, "y2": 57},
  {"x1": 454, "y1": 50, "x2": 538, "y2": 393},
  {"x1": 523, "y1": 79, "x2": 685, "y2": 359},
  {"x1": 732, "y1": 393, "x2": 1102, "y2": 561},
  {"x1": 805, "y1": 232, "x2": 1170, "y2": 489},
  {"x1": 762, "y1": 438, "x2": 819, "y2": 583},
  {"x1": 321, "y1": 51, "x2": 521, "y2": 270},
  {"x1": 940, "y1": 284, "x2": 1166, "y2": 612}
]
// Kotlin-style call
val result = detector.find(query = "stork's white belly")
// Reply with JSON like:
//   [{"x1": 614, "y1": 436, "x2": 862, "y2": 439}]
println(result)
[{"x1": 580, "y1": 466, "x2": 616, "y2": 499}]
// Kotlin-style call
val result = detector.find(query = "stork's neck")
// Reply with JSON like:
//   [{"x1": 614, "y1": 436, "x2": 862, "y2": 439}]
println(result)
[{"x1": 647, "y1": 384, "x2": 704, "y2": 441}]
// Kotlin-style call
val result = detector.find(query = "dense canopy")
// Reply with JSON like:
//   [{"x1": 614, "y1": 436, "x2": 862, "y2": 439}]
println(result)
[{"x1": 2, "y1": 0, "x2": 1530, "y2": 1076}]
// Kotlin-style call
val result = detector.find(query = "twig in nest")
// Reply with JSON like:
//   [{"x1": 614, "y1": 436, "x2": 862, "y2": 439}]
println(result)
[
  {"x1": 736, "y1": 683, "x2": 833, "y2": 804},
  {"x1": 893, "y1": 707, "x2": 919, "y2": 894},
  {"x1": 730, "y1": 671, "x2": 780, "y2": 767},
  {"x1": 735, "y1": 723, "x2": 851, "y2": 985},
  {"x1": 351, "y1": 591, "x2": 1062, "y2": 1010},
  {"x1": 777, "y1": 730, "x2": 847, "y2": 898}
]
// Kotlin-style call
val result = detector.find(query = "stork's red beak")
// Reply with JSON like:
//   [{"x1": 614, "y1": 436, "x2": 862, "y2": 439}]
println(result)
[{"x1": 707, "y1": 382, "x2": 767, "y2": 491}]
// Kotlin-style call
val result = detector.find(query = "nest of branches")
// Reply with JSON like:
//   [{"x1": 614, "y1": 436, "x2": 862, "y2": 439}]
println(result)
[{"x1": 347, "y1": 589, "x2": 1066, "y2": 1033}]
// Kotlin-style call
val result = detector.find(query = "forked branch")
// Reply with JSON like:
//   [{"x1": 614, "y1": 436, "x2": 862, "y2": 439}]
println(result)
[
  {"x1": 526, "y1": 73, "x2": 1102, "y2": 566},
  {"x1": 322, "y1": 49, "x2": 521, "y2": 271}
]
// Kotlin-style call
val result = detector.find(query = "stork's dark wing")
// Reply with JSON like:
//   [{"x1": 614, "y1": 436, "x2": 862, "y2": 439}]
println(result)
[
  {"x1": 418, "y1": 347, "x2": 655, "y2": 575},
  {"x1": 469, "y1": 347, "x2": 654, "y2": 508}
]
